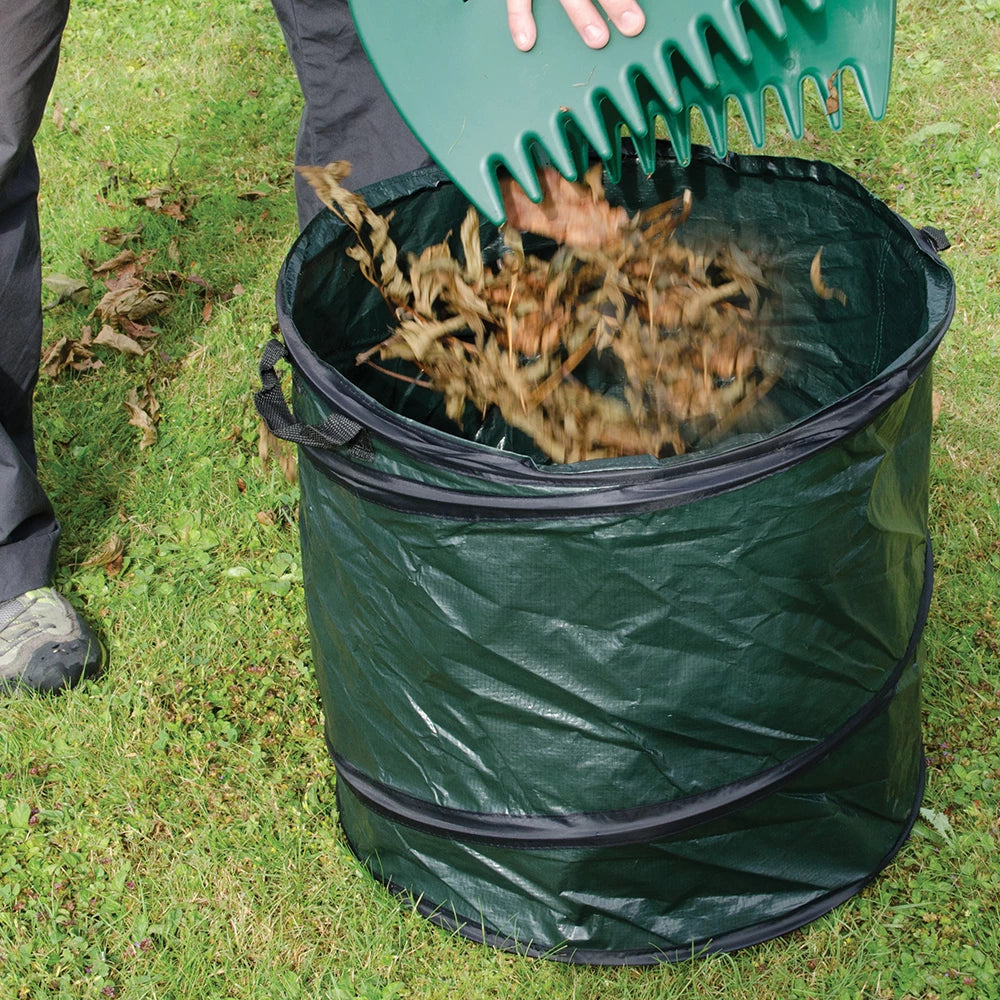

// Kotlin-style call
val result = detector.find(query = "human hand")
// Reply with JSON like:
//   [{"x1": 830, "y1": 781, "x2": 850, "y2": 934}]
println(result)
[{"x1": 507, "y1": 0, "x2": 646, "y2": 52}]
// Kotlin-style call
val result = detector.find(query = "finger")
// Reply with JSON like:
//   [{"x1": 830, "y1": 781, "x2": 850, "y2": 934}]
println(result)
[
  {"x1": 598, "y1": 0, "x2": 645, "y2": 38},
  {"x1": 506, "y1": 0, "x2": 537, "y2": 51},
  {"x1": 558, "y1": 0, "x2": 611, "y2": 49}
]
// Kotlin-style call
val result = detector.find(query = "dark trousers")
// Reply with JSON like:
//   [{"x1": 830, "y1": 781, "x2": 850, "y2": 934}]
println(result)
[
  {"x1": 0, "y1": 0, "x2": 69, "y2": 603},
  {"x1": 270, "y1": 0, "x2": 433, "y2": 229}
]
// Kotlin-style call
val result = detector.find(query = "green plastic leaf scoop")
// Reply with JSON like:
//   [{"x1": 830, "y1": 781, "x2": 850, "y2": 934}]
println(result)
[{"x1": 349, "y1": 1, "x2": 896, "y2": 224}]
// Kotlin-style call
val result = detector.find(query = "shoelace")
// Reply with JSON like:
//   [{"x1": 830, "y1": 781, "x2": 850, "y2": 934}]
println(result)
[{"x1": 0, "y1": 596, "x2": 48, "y2": 648}]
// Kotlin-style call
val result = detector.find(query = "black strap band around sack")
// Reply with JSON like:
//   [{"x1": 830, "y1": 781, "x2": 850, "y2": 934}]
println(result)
[{"x1": 254, "y1": 339, "x2": 374, "y2": 463}]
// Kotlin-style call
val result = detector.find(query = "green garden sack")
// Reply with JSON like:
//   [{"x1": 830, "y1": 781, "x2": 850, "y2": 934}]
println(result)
[{"x1": 256, "y1": 147, "x2": 954, "y2": 964}]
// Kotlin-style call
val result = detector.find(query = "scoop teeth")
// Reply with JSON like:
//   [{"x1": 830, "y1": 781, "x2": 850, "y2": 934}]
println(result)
[
  {"x1": 630, "y1": 72, "x2": 670, "y2": 174},
  {"x1": 603, "y1": 115, "x2": 626, "y2": 185},
  {"x1": 712, "y1": 1, "x2": 754, "y2": 64},
  {"x1": 350, "y1": 0, "x2": 894, "y2": 223},
  {"x1": 546, "y1": 115, "x2": 586, "y2": 180},
  {"x1": 563, "y1": 118, "x2": 594, "y2": 179},
  {"x1": 474, "y1": 160, "x2": 510, "y2": 228},
  {"x1": 774, "y1": 81, "x2": 805, "y2": 140},
  {"x1": 612, "y1": 69, "x2": 655, "y2": 139},
  {"x1": 745, "y1": 0, "x2": 790, "y2": 40},
  {"x1": 631, "y1": 123, "x2": 660, "y2": 175},
  {"x1": 735, "y1": 88, "x2": 767, "y2": 148},
  {"x1": 850, "y1": 60, "x2": 892, "y2": 121},
  {"x1": 681, "y1": 22, "x2": 720, "y2": 88},
  {"x1": 663, "y1": 110, "x2": 693, "y2": 167},
  {"x1": 696, "y1": 99, "x2": 731, "y2": 159},
  {"x1": 648, "y1": 48, "x2": 685, "y2": 114}
]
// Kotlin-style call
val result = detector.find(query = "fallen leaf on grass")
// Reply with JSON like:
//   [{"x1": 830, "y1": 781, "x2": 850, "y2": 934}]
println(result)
[
  {"x1": 118, "y1": 317, "x2": 157, "y2": 340},
  {"x1": 40, "y1": 336, "x2": 103, "y2": 377},
  {"x1": 51, "y1": 100, "x2": 79, "y2": 134},
  {"x1": 84, "y1": 248, "x2": 175, "y2": 331},
  {"x1": 80, "y1": 533, "x2": 126, "y2": 575},
  {"x1": 257, "y1": 418, "x2": 298, "y2": 484},
  {"x1": 42, "y1": 273, "x2": 90, "y2": 310},
  {"x1": 125, "y1": 381, "x2": 160, "y2": 449},
  {"x1": 100, "y1": 224, "x2": 145, "y2": 247},
  {"x1": 95, "y1": 283, "x2": 172, "y2": 325},
  {"x1": 134, "y1": 185, "x2": 197, "y2": 222},
  {"x1": 90, "y1": 248, "x2": 141, "y2": 275},
  {"x1": 825, "y1": 72, "x2": 840, "y2": 115},
  {"x1": 93, "y1": 324, "x2": 145, "y2": 356}
]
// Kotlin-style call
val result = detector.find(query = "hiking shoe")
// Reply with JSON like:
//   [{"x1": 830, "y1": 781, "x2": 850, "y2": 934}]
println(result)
[{"x1": 0, "y1": 588, "x2": 105, "y2": 694}]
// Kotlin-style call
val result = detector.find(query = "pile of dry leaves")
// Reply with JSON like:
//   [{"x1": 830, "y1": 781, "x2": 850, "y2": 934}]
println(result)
[
  {"x1": 301, "y1": 161, "x2": 783, "y2": 463},
  {"x1": 41, "y1": 198, "x2": 244, "y2": 450}
]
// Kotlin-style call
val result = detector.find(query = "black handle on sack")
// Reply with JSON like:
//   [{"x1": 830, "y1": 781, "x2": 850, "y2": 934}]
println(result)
[
  {"x1": 254, "y1": 339, "x2": 375, "y2": 463},
  {"x1": 919, "y1": 225, "x2": 951, "y2": 254}
]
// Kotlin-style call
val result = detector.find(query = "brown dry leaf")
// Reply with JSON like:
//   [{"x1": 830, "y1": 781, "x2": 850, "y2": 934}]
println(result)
[
  {"x1": 80, "y1": 533, "x2": 126, "y2": 574},
  {"x1": 257, "y1": 418, "x2": 298, "y2": 484},
  {"x1": 42, "y1": 274, "x2": 90, "y2": 309},
  {"x1": 499, "y1": 164, "x2": 628, "y2": 249},
  {"x1": 826, "y1": 73, "x2": 840, "y2": 115},
  {"x1": 85, "y1": 249, "x2": 178, "y2": 330},
  {"x1": 93, "y1": 325, "x2": 146, "y2": 356},
  {"x1": 91, "y1": 249, "x2": 140, "y2": 275},
  {"x1": 932, "y1": 390, "x2": 943, "y2": 424},
  {"x1": 160, "y1": 202, "x2": 188, "y2": 222},
  {"x1": 95, "y1": 283, "x2": 172, "y2": 325},
  {"x1": 134, "y1": 186, "x2": 196, "y2": 222},
  {"x1": 118, "y1": 317, "x2": 157, "y2": 340},
  {"x1": 810, "y1": 247, "x2": 848, "y2": 306},
  {"x1": 125, "y1": 382, "x2": 160, "y2": 449},
  {"x1": 297, "y1": 161, "x2": 354, "y2": 213},
  {"x1": 40, "y1": 336, "x2": 102, "y2": 378},
  {"x1": 299, "y1": 161, "x2": 412, "y2": 306},
  {"x1": 100, "y1": 224, "x2": 144, "y2": 247}
]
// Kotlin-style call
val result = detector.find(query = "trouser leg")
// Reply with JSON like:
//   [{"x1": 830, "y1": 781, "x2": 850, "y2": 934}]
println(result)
[
  {"x1": 0, "y1": 0, "x2": 70, "y2": 603},
  {"x1": 270, "y1": 0, "x2": 433, "y2": 229}
]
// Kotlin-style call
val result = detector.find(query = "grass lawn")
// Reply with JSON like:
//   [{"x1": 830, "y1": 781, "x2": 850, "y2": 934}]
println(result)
[{"x1": 2, "y1": 0, "x2": 998, "y2": 996}]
